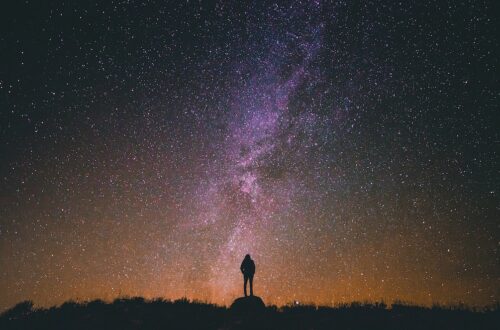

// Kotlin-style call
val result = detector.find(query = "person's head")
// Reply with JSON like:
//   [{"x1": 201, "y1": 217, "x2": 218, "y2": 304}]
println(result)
[{"x1": 245, "y1": 254, "x2": 251, "y2": 260}]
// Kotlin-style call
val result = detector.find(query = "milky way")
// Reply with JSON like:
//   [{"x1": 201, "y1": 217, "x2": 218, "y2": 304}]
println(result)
[{"x1": 0, "y1": 1, "x2": 498, "y2": 310}]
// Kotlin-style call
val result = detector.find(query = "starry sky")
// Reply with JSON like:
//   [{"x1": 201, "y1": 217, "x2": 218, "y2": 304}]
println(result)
[{"x1": 0, "y1": 1, "x2": 498, "y2": 311}]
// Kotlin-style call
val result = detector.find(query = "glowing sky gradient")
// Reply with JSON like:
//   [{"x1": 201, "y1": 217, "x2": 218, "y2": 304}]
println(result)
[{"x1": 1, "y1": 1, "x2": 498, "y2": 311}]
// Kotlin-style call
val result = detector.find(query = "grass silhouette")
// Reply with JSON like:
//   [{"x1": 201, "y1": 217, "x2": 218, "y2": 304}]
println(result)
[{"x1": 1, "y1": 297, "x2": 498, "y2": 329}]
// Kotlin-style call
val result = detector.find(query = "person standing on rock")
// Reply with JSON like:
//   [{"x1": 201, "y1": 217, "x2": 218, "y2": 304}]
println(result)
[{"x1": 240, "y1": 254, "x2": 255, "y2": 297}]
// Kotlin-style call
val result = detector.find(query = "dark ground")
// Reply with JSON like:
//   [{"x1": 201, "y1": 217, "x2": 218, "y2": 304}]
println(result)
[{"x1": 1, "y1": 297, "x2": 498, "y2": 330}]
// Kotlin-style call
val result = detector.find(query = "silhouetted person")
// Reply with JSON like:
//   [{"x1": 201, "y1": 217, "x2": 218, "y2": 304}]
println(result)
[{"x1": 240, "y1": 254, "x2": 255, "y2": 296}]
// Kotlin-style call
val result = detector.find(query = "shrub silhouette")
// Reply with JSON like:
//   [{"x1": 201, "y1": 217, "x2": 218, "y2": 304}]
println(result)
[
  {"x1": 1, "y1": 300, "x2": 34, "y2": 320},
  {"x1": 0, "y1": 297, "x2": 498, "y2": 330}
]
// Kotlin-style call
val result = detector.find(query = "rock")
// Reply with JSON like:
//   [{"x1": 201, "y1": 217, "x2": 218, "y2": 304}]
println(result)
[{"x1": 229, "y1": 296, "x2": 266, "y2": 315}]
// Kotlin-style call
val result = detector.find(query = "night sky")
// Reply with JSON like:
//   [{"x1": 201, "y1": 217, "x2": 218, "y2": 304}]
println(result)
[{"x1": 1, "y1": 1, "x2": 498, "y2": 311}]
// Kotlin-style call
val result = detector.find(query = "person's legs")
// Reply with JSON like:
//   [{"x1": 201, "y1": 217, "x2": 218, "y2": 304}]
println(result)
[
  {"x1": 249, "y1": 275, "x2": 254, "y2": 296},
  {"x1": 244, "y1": 275, "x2": 248, "y2": 297}
]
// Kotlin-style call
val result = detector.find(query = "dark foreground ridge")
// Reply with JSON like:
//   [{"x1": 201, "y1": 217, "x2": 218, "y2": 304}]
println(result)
[{"x1": 1, "y1": 297, "x2": 498, "y2": 330}]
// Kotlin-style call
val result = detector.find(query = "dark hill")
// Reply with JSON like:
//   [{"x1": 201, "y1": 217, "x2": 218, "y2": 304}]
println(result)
[{"x1": 1, "y1": 297, "x2": 498, "y2": 330}]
